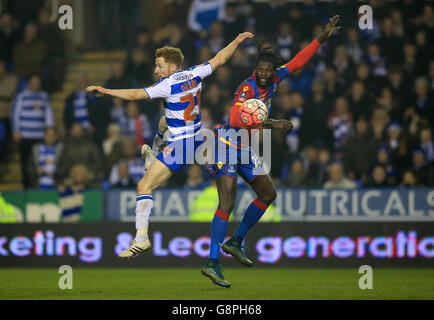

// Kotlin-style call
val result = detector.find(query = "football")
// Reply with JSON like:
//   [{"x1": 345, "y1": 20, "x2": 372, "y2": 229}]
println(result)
[{"x1": 240, "y1": 99, "x2": 268, "y2": 127}]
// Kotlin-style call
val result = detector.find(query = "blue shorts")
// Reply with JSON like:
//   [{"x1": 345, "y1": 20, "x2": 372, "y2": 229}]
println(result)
[
  {"x1": 206, "y1": 136, "x2": 264, "y2": 182},
  {"x1": 156, "y1": 134, "x2": 204, "y2": 172}
]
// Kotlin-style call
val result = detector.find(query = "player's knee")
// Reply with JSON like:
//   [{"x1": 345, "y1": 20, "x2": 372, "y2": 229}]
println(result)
[
  {"x1": 259, "y1": 189, "x2": 277, "y2": 205},
  {"x1": 218, "y1": 195, "x2": 236, "y2": 213}
]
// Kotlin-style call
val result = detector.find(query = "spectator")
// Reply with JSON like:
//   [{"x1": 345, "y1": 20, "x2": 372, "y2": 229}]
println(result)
[
  {"x1": 420, "y1": 127, "x2": 434, "y2": 163},
  {"x1": 328, "y1": 96, "x2": 353, "y2": 152},
  {"x1": 300, "y1": 145, "x2": 320, "y2": 187},
  {"x1": 370, "y1": 107, "x2": 390, "y2": 144},
  {"x1": 385, "y1": 121, "x2": 406, "y2": 167},
  {"x1": 276, "y1": 21, "x2": 295, "y2": 61},
  {"x1": 200, "y1": 107, "x2": 214, "y2": 130},
  {"x1": 0, "y1": 13, "x2": 20, "y2": 66},
  {"x1": 120, "y1": 101, "x2": 152, "y2": 147},
  {"x1": 365, "y1": 165, "x2": 389, "y2": 188},
  {"x1": 202, "y1": 83, "x2": 224, "y2": 121},
  {"x1": 56, "y1": 122, "x2": 103, "y2": 184},
  {"x1": 354, "y1": 62, "x2": 375, "y2": 97},
  {"x1": 11, "y1": 74, "x2": 53, "y2": 188},
  {"x1": 222, "y1": 3, "x2": 244, "y2": 41},
  {"x1": 378, "y1": 17, "x2": 403, "y2": 66},
  {"x1": 343, "y1": 117, "x2": 377, "y2": 182},
  {"x1": 400, "y1": 170, "x2": 417, "y2": 187},
  {"x1": 321, "y1": 66, "x2": 344, "y2": 98},
  {"x1": 110, "y1": 96, "x2": 127, "y2": 129},
  {"x1": 285, "y1": 92, "x2": 304, "y2": 154},
  {"x1": 410, "y1": 148, "x2": 431, "y2": 186},
  {"x1": 286, "y1": 158, "x2": 308, "y2": 187},
  {"x1": 58, "y1": 164, "x2": 97, "y2": 222},
  {"x1": 214, "y1": 65, "x2": 233, "y2": 93},
  {"x1": 300, "y1": 79, "x2": 333, "y2": 149},
  {"x1": 31, "y1": 127, "x2": 63, "y2": 189},
  {"x1": 374, "y1": 145, "x2": 397, "y2": 185},
  {"x1": 402, "y1": 42, "x2": 418, "y2": 82},
  {"x1": 111, "y1": 161, "x2": 136, "y2": 188},
  {"x1": 102, "y1": 123, "x2": 123, "y2": 157},
  {"x1": 345, "y1": 28, "x2": 363, "y2": 64},
  {"x1": 347, "y1": 81, "x2": 372, "y2": 121},
  {"x1": 105, "y1": 61, "x2": 132, "y2": 90},
  {"x1": 365, "y1": 43, "x2": 387, "y2": 77},
  {"x1": 12, "y1": 23, "x2": 48, "y2": 79},
  {"x1": 124, "y1": 47, "x2": 152, "y2": 87},
  {"x1": 109, "y1": 138, "x2": 145, "y2": 185},
  {"x1": 64, "y1": 74, "x2": 93, "y2": 132},
  {"x1": 323, "y1": 162, "x2": 357, "y2": 189},
  {"x1": 412, "y1": 77, "x2": 433, "y2": 127},
  {"x1": 0, "y1": 60, "x2": 17, "y2": 164},
  {"x1": 185, "y1": 164, "x2": 209, "y2": 189},
  {"x1": 333, "y1": 45, "x2": 352, "y2": 80},
  {"x1": 207, "y1": 22, "x2": 226, "y2": 54},
  {"x1": 37, "y1": 8, "x2": 66, "y2": 92},
  {"x1": 316, "y1": 147, "x2": 332, "y2": 186}
]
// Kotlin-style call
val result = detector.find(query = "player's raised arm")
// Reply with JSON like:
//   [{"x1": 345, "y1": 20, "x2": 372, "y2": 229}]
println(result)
[
  {"x1": 208, "y1": 32, "x2": 254, "y2": 71},
  {"x1": 283, "y1": 15, "x2": 341, "y2": 76},
  {"x1": 85, "y1": 86, "x2": 149, "y2": 101}
]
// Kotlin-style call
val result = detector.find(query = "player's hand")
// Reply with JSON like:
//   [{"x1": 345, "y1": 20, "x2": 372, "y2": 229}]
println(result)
[
  {"x1": 235, "y1": 32, "x2": 254, "y2": 44},
  {"x1": 324, "y1": 15, "x2": 341, "y2": 38},
  {"x1": 273, "y1": 119, "x2": 293, "y2": 132},
  {"x1": 86, "y1": 86, "x2": 106, "y2": 97}
]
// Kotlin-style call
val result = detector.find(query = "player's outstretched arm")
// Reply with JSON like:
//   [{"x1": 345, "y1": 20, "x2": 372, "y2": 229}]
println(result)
[
  {"x1": 262, "y1": 119, "x2": 293, "y2": 132},
  {"x1": 284, "y1": 15, "x2": 340, "y2": 75},
  {"x1": 316, "y1": 15, "x2": 341, "y2": 43},
  {"x1": 208, "y1": 32, "x2": 254, "y2": 71},
  {"x1": 85, "y1": 86, "x2": 149, "y2": 101}
]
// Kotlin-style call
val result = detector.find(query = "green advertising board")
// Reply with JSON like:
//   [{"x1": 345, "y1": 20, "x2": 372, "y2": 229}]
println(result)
[{"x1": 0, "y1": 190, "x2": 103, "y2": 223}]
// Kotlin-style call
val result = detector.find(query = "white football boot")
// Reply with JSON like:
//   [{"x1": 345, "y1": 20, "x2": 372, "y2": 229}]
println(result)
[
  {"x1": 141, "y1": 144, "x2": 155, "y2": 170},
  {"x1": 119, "y1": 239, "x2": 152, "y2": 258}
]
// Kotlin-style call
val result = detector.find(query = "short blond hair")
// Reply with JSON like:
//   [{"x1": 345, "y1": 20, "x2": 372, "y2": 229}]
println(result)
[{"x1": 156, "y1": 46, "x2": 184, "y2": 67}]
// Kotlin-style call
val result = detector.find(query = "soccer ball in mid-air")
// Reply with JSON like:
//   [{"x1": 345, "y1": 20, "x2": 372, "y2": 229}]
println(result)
[{"x1": 240, "y1": 99, "x2": 268, "y2": 127}]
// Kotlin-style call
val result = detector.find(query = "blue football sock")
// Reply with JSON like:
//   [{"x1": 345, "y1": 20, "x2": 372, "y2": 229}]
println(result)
[
  {"x1": 235, "y1": 198, "x2": 269, "y2": 239},
  {"x1": 209, "y1": 209, "x2": 230, "y2": 260}
]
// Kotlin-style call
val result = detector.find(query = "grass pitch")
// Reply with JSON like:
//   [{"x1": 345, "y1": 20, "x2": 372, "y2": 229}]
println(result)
[{"x1": 0, "y1": 268, "x2": 433, "y2": 300}]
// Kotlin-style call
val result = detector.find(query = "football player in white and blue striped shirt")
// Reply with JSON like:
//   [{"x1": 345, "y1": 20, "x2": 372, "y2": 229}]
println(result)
[{"x1": 86, "y1": 32, "x2": 254, "y2": 258}]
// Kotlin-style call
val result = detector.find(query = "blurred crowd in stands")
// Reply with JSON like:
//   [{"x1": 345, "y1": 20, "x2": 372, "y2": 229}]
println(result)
[{"x1": 0, "y1": 0, "x2": 433, "y2": 191}]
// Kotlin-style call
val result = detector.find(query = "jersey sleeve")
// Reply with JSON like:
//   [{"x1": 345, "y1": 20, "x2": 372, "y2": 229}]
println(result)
[
  {"x1": 144, "y1": 78, "x2": 171, "y2": 100},
  {"x1": 191, "y1": 62, "x2": 213, "y2": 80},
  {"x1": 281, "y1": 39, "x2": 321, "y2": 79},
  {"x1": 276, "y1": 66, "x2": 290, "y2": 83},
  {"x1": 229, "y1": 83, "x2": 256, "y2": 129}
]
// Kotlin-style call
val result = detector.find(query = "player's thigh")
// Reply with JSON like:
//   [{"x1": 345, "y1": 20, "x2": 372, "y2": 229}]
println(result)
[
  {"x1": 216, "y1": 175, "x2": 238, "y2": 212},
  {"x1": 138, "y1": 158, "x2": 173, "y2": 193},
  {"x1": 247, "y1": 174, "x2": 277, "y2": 205}
]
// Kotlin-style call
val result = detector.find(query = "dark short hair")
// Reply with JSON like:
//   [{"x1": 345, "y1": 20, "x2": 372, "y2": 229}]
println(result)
[{"x1": 256, "y1": 41, "x2": 281, "y2": 69}]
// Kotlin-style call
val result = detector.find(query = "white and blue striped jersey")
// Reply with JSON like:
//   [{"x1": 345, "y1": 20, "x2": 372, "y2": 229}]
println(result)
[
  {"x1": 36, "y1": 143, "x2": 58, "y2": 189},
  {"x1": 72, "y1": 90, "x2": 90, "y2": 129},
  {"x1": 11, "y1": 89, "x2": 54, "y2": 139},
  {"x1": 144, "y1": 62, "x2": 213, "y2": 142}
]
